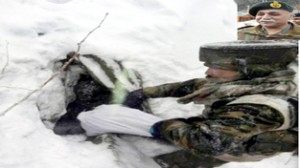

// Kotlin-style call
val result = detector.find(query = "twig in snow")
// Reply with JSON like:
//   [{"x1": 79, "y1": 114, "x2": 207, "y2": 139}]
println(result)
[
  {"x1": 1, "y1": 41, "x2": 9, "y2": 74},
  {"x1": 59, "y1": 12, "x2": 109, "y2": 73},
  {"x1": 78, "y1": 12, "x2": 109, "y2": 47},
  {"x1": 284, "y1": 153, "x2": 294, "y2": 165},
  {"x1": 0, "y1": 12, "x2": 109, "y2": 116},
  {"x1": 0, "y1": 86, "x2": 35, "y2": 91}
]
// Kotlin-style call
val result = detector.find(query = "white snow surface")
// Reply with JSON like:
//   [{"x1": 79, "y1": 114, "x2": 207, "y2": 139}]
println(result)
[{"x1": 0, "y1": 0, "x2": 297, "y2": 168}]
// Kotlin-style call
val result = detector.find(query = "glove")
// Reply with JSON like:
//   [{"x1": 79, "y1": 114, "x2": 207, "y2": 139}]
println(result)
[
  {"x1": 149, "y1": 121, "x2": 164, "y2": 139},
  {"x1": 122, "y1": 89, "x2": 145, "y2": 110},
  {"x1": 150, "y1": 118, "x2": 187, "y2": 139}
]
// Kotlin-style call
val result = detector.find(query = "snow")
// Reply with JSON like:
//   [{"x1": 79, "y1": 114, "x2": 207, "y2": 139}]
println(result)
[{"x1": 0, "y1": 0, "x2": 297, "y2": 168}]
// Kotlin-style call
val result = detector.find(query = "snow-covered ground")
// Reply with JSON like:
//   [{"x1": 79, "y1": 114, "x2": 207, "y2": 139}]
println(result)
[{"x1": 0, "y1": 0, "x2": 297, "y2": 168}]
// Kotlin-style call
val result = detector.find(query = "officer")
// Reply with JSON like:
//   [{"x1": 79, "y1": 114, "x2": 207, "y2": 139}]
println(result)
[
  {"x1": 123, "y1": 40, "x2": 298, "y2": 166},
  {"x1": 238, "y1": 1, "x2": 300, "y2": 40}
]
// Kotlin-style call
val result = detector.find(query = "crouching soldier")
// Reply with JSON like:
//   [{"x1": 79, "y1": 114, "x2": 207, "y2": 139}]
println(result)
[{"x1": 123, "y1": 40, "x2": 298, "y2": 167}]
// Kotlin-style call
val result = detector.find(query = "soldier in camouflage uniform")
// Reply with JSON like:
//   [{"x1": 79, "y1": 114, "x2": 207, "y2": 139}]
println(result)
[
  {"x1": 123, "y1": 40, "x2": 298, "y2": 167},
  {"x1": 238, "y1": 1, "x2": 300, "y2": 40}
]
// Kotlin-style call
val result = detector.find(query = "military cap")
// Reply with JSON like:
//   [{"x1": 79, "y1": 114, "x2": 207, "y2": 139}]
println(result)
[
  {"x1": 249, "y1": 1, "x2": 293, "y2": 16},
  {"x1": 199, "y1": 40, "x2": 297, "y2": 78}
]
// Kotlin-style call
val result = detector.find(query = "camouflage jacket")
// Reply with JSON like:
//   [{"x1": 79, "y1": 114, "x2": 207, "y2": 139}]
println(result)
[
  {"x1": 145, "y1": 69, "x2": 298, "y2": 158},
  {"x1": 238, "y1": 22, "x2": 300, "y2": 40}
]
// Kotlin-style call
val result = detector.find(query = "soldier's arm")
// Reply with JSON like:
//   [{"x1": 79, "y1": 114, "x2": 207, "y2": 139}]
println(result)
[
  {"x1": 150, "y1": 97, "x2": 297, "y2": 156},
  {"x1": 122, "y1": 78, "x2": 207, "y2": 110},
  {"x1": 142, "y1": 78, "x2": 208, "y2": 98}
]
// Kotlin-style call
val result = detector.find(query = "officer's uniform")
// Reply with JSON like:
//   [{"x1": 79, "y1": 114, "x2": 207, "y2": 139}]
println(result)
[
  {"x1": 238, "y1": 22, "x2": 300, "y2": 40},
  {"x1": 238, "y1": 1, "x2": 300, "y2": 40}
]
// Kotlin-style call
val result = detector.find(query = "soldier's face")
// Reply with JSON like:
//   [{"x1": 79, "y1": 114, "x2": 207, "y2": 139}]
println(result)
[
  {"x1": 205, "y1": 68, "x2": 240, "y2": 82},
  {"x1": 255, "y1": 9, "x2": 293, "y2": 29}
]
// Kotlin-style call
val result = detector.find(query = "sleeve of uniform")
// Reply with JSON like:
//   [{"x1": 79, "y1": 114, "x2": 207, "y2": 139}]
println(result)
[
  {"x1": 142, "y1": 78, "x2": 208, "y2": 98},
  {"x1": 150, "y1": 94, "x2": 297, "y2": 156}
]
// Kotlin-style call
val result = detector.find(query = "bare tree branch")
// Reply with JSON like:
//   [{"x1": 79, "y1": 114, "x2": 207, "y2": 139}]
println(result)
[
  {"x1": 1, "y1": 41, "x2": 9, "y2": 74},
  {"x1": 284, "y1": 154, "x2": 294, "y2": 165},
  {"x1": 0, "y1": 86, "x2": 35, "y2": 91},
  {"x1": 0, "y1": 12, "x2": 109, "y2": 116},
  {"x1": 78, "y1": 12, "x2": 109, "y2": 46}
]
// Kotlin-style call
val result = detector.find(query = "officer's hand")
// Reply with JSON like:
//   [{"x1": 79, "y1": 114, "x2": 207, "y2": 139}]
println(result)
[{"x1": 122, "y1": 89, "x2": 145, "y2": 110}]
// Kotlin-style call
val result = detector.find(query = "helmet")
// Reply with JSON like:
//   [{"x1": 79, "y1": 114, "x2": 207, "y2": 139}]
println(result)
[{"x1": 199, "y1": 40, "x2": 298, "y2": 79}]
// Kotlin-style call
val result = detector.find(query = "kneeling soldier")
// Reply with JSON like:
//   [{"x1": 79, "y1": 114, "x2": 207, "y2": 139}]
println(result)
[{"x1": 124, "y1": 40, "x2": 298, "y2": 167}]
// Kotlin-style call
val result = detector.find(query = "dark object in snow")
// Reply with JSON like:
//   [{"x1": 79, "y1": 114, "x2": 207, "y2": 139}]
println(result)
[
  {"x1": 54, "y1": 74, "x2": 112, "y2": 135},
  {"x1": 122, "y1": 89, "x2": 145, "y2": 111},
  {"x1": 53, "y1": 116, "x2": 85, "y2": 135}
]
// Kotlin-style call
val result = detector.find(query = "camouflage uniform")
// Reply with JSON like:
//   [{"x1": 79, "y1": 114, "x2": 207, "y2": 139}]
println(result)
[
  {"x1": 146, "y1": 70, "x2": 297, "y2": 152},
  {"x1": 238, "y1": 22, "x2": 300, "y2": 40},
  {"x1": 132, "y1": 41, "x2": 298, "y2": 167}
]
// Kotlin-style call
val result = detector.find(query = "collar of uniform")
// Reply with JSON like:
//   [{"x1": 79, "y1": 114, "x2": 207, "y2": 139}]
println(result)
[
  {"x1": 240, "y1": 23, "x2": 300, "y2": 40},
  {"x1": 289, "y1": 22, "x2": 300, "y2": 34}
]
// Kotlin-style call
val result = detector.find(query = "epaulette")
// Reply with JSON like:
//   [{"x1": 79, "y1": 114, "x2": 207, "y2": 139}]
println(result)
[{"x1": 238, "y1": 25, "x2": 255, "y2": 30}]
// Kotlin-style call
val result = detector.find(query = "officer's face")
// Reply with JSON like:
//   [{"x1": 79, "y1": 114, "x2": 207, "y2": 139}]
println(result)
[
  {"x1": 255, "y1": 9, "x2": 292, "y2": 29},
  {"x1": 205, "y1": 68, "x2": 240, "y2": 82}
]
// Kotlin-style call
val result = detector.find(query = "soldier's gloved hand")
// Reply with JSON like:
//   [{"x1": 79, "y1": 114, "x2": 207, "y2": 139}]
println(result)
[
  {"x1": 149, "y1": 121, "x2": 164, "y2": 139},
  {"x1": 122, "y1": 89, "x2": 145, "y2": 110},
  {"x1": 149, "y1": 118, "x2": 187, "y2": 139}
]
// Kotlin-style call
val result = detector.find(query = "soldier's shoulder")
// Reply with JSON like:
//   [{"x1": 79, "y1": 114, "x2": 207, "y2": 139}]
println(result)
[
  {"x1": 292, "y1": 24, "x2": 300, "y2": 32},
  {"x1": 238, "y1": 25, "x2": 255, "y2": 31},
  {"x1": 238, "y1": 20, "x2": 258, "y2": 31}
]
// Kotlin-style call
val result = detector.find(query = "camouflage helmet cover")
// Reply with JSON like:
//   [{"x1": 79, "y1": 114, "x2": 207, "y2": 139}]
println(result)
[{"x1": 199, "y1": 40, "x2": 298, "y2": 79}]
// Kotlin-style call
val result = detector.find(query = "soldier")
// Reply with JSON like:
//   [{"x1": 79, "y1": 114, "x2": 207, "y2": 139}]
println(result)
[
  {"x1": 238, "y1": 1, "x2": 300, "y2": 40},
  {"x1": 123, "y1": 40, "x2": 298, "y2": 166}
]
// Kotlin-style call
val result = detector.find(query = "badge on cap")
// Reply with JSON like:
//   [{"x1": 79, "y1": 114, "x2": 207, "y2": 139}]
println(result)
[{"x1": 270, "y1": 1, "x2": 282, "y2": 8}]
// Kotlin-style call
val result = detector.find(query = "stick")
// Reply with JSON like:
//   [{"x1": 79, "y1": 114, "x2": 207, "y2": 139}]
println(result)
[
  {"x1": 0, "y1": 86, "x2": 34, "y2": 91},
  {"x1": 284, "y1": 153, "x2": 294, "y2": 165},
  {"x1": 0, "y1": 12, "x2": 109, "y2": 116}
]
